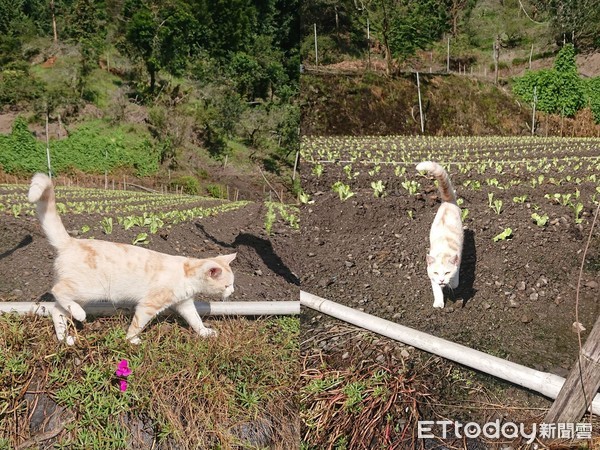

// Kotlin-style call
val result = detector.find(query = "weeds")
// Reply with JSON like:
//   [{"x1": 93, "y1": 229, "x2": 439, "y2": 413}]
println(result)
[{"x1": 0, "y1": 314, "x2": 299, "y2": 449}]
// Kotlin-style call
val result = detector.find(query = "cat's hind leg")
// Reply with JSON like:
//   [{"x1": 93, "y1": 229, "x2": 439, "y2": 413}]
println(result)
[
  {"x1": 126, "y1": 305, "x2": 157, "y2": 345},
  {"x1": 173, "y1": 299, "x2": 217, "y2": 338},
  {"x1": 126, "y1": 290, "x2": 174, "y2": 344},
  {"x1": 431, "y1": 281, "x2": 445, "y2": 308},
  {"x1": 51, "y1": 280, "x2": 87, "y2": 322}
]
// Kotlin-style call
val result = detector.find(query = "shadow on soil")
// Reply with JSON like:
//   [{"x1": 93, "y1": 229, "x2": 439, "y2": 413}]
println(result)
[
  {"x1": 195, "y1": 224, "x2": 300, "y2": 286},
  {"x1": 0, "y1": 234, "x2": 33, "y2": 260},
  {"x1": 451, "y1": 229, "x2": 477, "y2": 306}
]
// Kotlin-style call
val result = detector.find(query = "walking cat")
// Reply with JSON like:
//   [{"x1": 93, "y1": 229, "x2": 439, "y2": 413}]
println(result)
[
  {"x1": 28, "y1": 173, "x2": 236, "y2": 345},
  {"x1": 416, "y1": 162, "x2": 463, "y2": 308}
]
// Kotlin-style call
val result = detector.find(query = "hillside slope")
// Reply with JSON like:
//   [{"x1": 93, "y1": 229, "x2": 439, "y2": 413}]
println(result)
[{"x1": 300, "y1": 71, "x2": 600, "y2": 137}]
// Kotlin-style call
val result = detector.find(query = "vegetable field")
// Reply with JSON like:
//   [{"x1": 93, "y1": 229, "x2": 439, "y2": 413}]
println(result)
[
  {"x1": 0, "y1": 183, "x2": 300, "y2": 449},
  {"x1": 299, "y1": 135, "x2": 600, "y2": 447}
]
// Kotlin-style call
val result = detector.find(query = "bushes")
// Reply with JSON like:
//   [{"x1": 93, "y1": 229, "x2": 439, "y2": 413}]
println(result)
[
  {"x1": 170, "y1": 175, "x2": 200, "y2": 195},
  {"x1": 0, "y1": 118, "x2": 46, "y2": 174},
  {"x1": 0, "y1": 68, "x2": 45, "y2": 106},
  {"x1": 0, "y1": 118, "x2": 160, "y2": 176},
  {"x1": 512, "y1": 44, "x2": 586, "y2": 119},
  {"x1": 583, "y1": 77, "x2": 600, "y2": 124}
]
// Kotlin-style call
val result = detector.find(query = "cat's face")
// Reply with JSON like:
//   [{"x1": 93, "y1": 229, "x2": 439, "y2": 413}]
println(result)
[
  {"x1": 197, "y1": 253, "x2": 237, "y2": 299},
  {"x1": 426, "y1": 254, "x2": 459, "y2": 287}
]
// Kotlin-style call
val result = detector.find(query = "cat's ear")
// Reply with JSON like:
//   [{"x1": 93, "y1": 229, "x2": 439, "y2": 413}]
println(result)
[
  {"x1": 206, "y1": 265, "x2": 223, "y2": 279},
  {"x1": 449, "y1": 254, "x2": 460, "y2": 266},
  {"x1": 218, "y1": 253, "x2": 237, "y2": 265},
  {"x1": 426, "y1": 255, "x2": 435, "y2": 265}
]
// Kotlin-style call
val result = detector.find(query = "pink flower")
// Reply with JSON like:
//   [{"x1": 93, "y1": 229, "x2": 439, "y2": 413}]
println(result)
[
  {"x1": 119, "y1": 379, "x2": 128, "y2": 392},
  {"x1": 115, "y1": 359, "x2": 132, "y2": 378}
]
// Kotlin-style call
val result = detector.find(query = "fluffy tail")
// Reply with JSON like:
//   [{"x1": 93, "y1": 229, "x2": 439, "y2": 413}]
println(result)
[
  {"x1": 416, "y1": 161, "x2": 457, "y2": 204},
  {"x1": 28, "y1": 173, "x2": 71, "y2": 249}
]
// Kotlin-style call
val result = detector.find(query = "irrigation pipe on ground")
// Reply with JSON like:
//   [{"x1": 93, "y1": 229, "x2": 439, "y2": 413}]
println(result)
[
  {"x1": 0, "y1": 301, "x2": 300, "y2": 317},
  {"x1": 300, "y1": 290, "x2": 600, "y2": 415}
]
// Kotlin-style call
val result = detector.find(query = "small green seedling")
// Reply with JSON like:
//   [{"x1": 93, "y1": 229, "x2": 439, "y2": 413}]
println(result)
[
  {"x1": 493, "y1": 228, "x2": 513, "y2": 242},
  {"x1": 11, "y1": 204, "x2": 22, "y2": 218},
  {"x1": 81, "y1": 224, "x2": 91, "y2": 234},
  {"x1": 573, "y1": 202, "x2": 584, "y2": 224},
  {"x1": 461, "y1": 208, "x2": 469, "y2": 221},
  {"x1": 264, "y1": 204, "x2": 277, "y2": 235},
  {"x1": 513, "y1": 195, "x2": 527, "y2": 204},
  {"x1": 312, "y1": 164, "x2": 324, "y2": 178},
  {"x1": 298, "y1": 191, "x2": 311, "y2": 204},
  {"x1": 531, "y1": 213, "x2": 549, "y2": 227},
  {"x1": 332, "y1": 181, "x2": 355, "y2": 201},
  {"x1": 491, "y1": 199, "x2": 503, "y2": 215},
  {"x1": 401, "y1": 180, "x2": 420, "y2": 195},
  {"x1": 101, "y1": 217, "x2": 113, "y2": 235},
  {"x1": 132, "y1": 232, "x2": 149, "y2": 245},
  {"x1": 371, "y1": 180, "x2": 385, "y2": 198}
]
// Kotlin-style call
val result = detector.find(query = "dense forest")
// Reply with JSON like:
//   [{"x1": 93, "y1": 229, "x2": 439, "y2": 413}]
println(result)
[
  {"x1": 300, "y1": 0, "x2": 600, "y2": 126},
  {"x1": 300, "y1": 0, "x2": 600, "y2": 66},
  {"x1": 0, "y1": 0, "x2": 300, "y2": 193}
]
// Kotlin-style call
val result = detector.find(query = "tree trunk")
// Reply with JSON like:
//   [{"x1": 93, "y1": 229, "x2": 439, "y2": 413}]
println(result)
[
  {"x1": 50, "y1": 0, "x2": 58, "y2": 43},
  {"x1": 493, "y1": 35, "x2": 500, "y2": 85}
]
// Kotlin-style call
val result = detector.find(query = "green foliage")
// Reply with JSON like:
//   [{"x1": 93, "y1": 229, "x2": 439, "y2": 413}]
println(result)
[
  {"x1": 512, "y1": 44, "x2": 585, "y2": 117},
  {"x1": 531, "y1": 213, "x2": 549, "y2": 227},
  {"x1": 205, "y1": 184, "x2": 226, "y2": 199},
  {"x1": 331, "y1": 181, "x2": 354, "y2": 201},
  {"x1": 0, "y1": 119, "x2": 159, "y2": 176},
  {"x1": 583, "y1": 77, "x2": 600, "y2": 123},
  {"x1": 385, "y1": 0, "x2": 449, "y2": 60},
  {"x1": 0, "y1": 68, "x2": 45, "y2": 105},
  {"x1": 170, "y1": 175, "x2": 200, "y2": 195},
  {"x1": 493, "y1": 228, "x2": 513, "y2": 242}
]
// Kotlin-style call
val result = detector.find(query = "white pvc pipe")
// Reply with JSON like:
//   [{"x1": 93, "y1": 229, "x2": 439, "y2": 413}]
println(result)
[
  {"x1": 0, "y1": 301, "x2": 300, "y2": 317},
  {"x1": 300, "y1": 290, "x2": 600, "y2": 415}
]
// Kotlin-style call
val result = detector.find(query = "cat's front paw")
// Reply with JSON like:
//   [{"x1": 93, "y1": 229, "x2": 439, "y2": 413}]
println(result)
[
  {"x1": 433, "y1": 301, "x2": 445, "y2": 308},
  {"x1": 65, "y1": 335, "x2": 76, "y2": 346},
  {"x1": 199, "y1": 327, "x2": 218, "y2": 338},
  {"x1": 69, "y1": 305, "x2": 87, "y2": 322},
  {"x1": 127, "y1": 336, "x2": 141, "y2": 345}
]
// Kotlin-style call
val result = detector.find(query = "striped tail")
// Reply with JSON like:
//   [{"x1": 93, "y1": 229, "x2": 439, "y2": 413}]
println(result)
[
  {"x1": 28, "y1": 173, "x2": 71, "y2": 249},
  {"x1": 416, "y1": 161, "x2": 457, "y2": 204}
]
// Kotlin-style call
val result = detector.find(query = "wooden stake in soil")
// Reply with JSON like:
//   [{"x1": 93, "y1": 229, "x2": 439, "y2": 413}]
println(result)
[{"x1": 545, "y1": 314, "x2": 600, "y2": 423}]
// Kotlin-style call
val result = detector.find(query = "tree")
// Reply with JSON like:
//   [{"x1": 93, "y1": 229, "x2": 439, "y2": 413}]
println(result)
[
  {"x1": 123, "y1": 0, "x2": 199, "y2": 91},
  {"x1": 369, "y1": 0, "x2": 449, "y2": 73},
  {"x1": 530, "y1": 0, "x2": 600, "y2": 50},
  {"x1": 513, "y1": 44, "x2": 585, "y2": 117}
]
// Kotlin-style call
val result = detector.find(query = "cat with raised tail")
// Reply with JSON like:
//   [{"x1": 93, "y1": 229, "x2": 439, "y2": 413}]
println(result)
[
  {"x1": 416, "y1": 161, "x2": 463, "y2": 308},
  {"x1": 28, "y1": 173, "x2": 237, "y2": 345}
]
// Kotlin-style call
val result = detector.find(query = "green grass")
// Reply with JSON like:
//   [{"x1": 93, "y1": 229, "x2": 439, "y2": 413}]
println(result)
[{"x1": 0, "y1": 313, "x2": 299, "y2": 449}]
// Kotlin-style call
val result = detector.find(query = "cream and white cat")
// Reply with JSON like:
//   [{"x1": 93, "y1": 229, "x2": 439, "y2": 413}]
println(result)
[
  {"x1": 416, "y1": 161, "x2": 463, "y2": 308},
  {"x1": 28, "y1": 173, "x2": 236, "y2": 345}
]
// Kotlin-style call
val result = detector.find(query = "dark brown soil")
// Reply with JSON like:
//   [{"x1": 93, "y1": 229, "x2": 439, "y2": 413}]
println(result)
[
  {"x1": 298, "y1": 154, "x2": 600, "y2": 446},
  {"x1": 0, "y1": 196, "x2": 299, "y2": 307}
]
